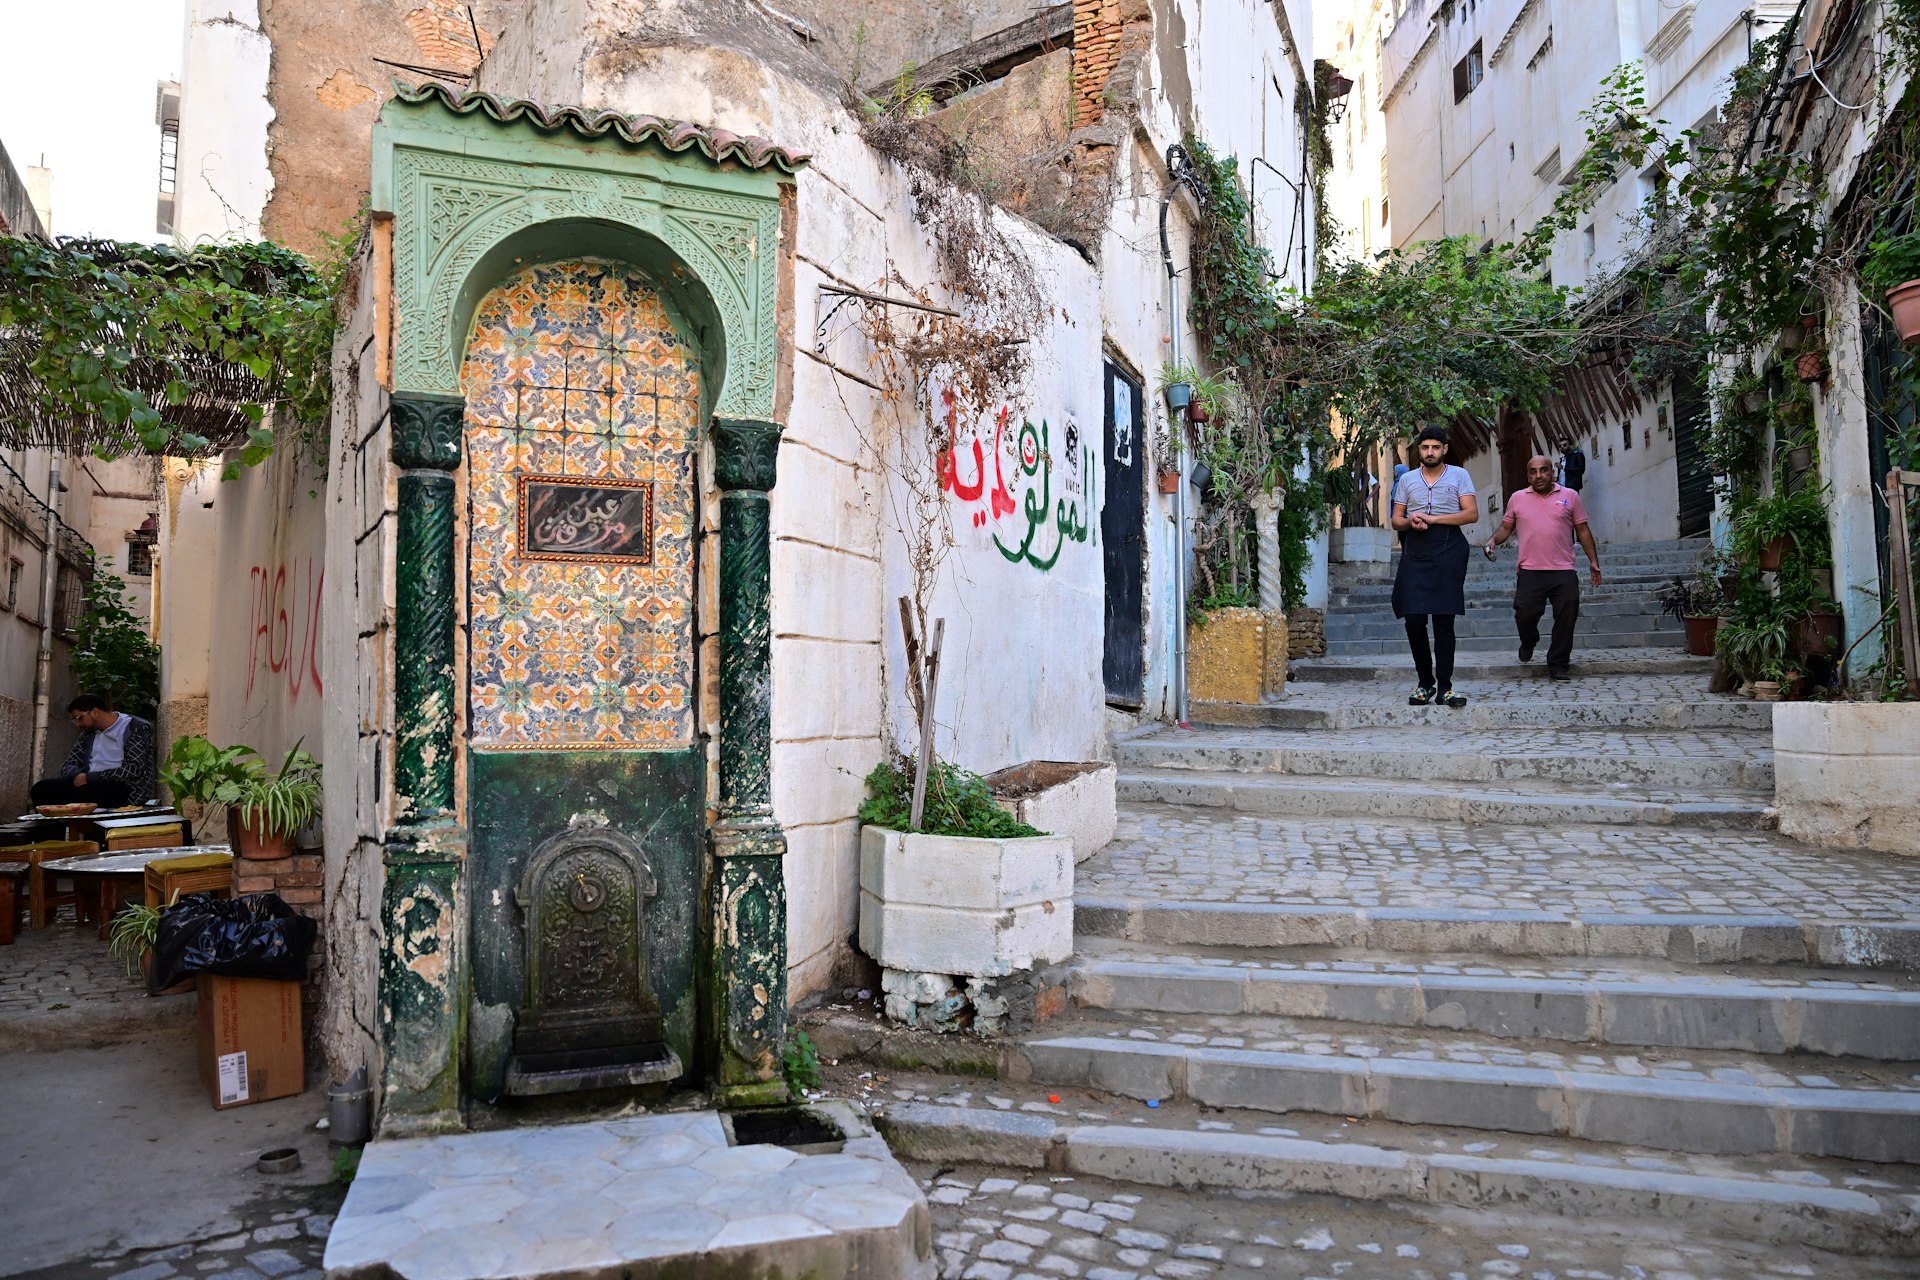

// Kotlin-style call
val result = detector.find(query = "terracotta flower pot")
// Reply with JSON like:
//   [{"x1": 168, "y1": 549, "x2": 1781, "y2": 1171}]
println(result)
[
  {"x1": 1682, "y1": 615, "x2": 1720, "y2": 658},
  {"x1": 1757, "y1": 536, "x2": 1790, "y2": 572},
  {"x1": 1794, "y1": 350, "x2": 1827, "y2": 383},
  {"x1": 1752, "y1": 680, "x2": 1783, "y2": 702},
  {"x1": 1187, "y1": 402, "x2": 1211, "y2": 424},
  {"x1": 1889, "y1": 280, "x2": 1920, "y2": 343},
  {"x1": 1795, "y1": 611, "x2": 1843, "y2": 659},
  {"x1": 1157, "y1": 471, "x2": 1182, "y2": 494},
  {"x1": 231, "y1": 810, "x2": 295, "y2": 861}
]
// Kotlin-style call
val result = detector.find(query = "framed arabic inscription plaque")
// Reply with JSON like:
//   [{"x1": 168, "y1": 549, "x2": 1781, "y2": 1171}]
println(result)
[{"x1": 517, "y1": 476, "x2": 655, "y2": 564}]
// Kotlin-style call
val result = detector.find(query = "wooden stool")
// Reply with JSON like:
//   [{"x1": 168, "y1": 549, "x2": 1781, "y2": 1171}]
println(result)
[
  {"x1": 0, "y1": 863, "x2": 26, "y2": 944},
  {"x1": 0, "y1": 841, "x2": 102, "y2": 928},
  {"x1": 145, "y1": 852, "x2": 235, "y2": 909},
  {"x1": 104, "y1": 822, "x2": 187, "y2": 853}
]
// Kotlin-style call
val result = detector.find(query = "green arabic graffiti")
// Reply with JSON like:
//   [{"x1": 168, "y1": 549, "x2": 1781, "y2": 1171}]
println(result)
[{"x1": 992, "y1": 420, "x2": 1093, "y2": 571}]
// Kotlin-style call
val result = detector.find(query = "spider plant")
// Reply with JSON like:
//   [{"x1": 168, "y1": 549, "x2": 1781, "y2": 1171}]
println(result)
[{"x1": 232, "y1": 738, "x2": 322, "y2": 838}]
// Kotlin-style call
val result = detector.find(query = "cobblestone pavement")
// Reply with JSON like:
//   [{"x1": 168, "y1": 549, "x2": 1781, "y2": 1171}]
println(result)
[
  {"x1": 0, "y1": 911, "x2": 188, "y2": 1049},
  {"x1": 1130, "y1": 727, "x2": 1768, "y2": 759},
  {"x1": 1082, "y1": 807, "x2": 1920, "y2": 922},
  {"x1": 14, "y1": 1189, "x2": 341, "y2": 1280},
  {"x1": 910, "y1": 1162, "x2": 1912, "y2": 1279}
]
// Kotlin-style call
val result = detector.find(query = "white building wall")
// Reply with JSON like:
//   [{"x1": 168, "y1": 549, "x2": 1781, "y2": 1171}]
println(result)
[
  {"x1": 1361, "y1": 0, "x2": 1787, "y2": 546},
  {"x1": 170, "y1": 0, "x2": 274, "y2": 245},
  {"x1": 478, "y1": 0, "x2": 1314, "y2": 998}
]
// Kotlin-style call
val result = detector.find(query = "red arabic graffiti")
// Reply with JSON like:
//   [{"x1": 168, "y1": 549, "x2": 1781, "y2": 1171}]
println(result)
[
  {"x1": 247, "y1": 558, "x2": 324, "y2": 703},
  {"x1": 937, "y1": 393, "x2": 1017, "y2": 528}
]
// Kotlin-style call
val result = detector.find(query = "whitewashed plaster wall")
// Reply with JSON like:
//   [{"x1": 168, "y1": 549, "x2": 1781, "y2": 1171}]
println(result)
[
  {"x1": 473, "y1": 0, "x2": 1316, "y2": 998},
  {"x1": 200, "y1": 450, "x2": 329, "y2": 770},
  {"x1": 319, "y1": 249, "x2": 391, "y2": 1095},
  {"x1": 171, "y1": 0, "x2": 274, "y2": 244}
]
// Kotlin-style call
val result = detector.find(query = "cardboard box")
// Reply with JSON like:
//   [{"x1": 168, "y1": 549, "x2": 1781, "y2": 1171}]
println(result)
[{"x1": 196, "y1": 975, "x2": 304, "y2": 1109}]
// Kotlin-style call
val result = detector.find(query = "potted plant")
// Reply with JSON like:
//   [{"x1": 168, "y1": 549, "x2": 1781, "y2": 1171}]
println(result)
[
  {"x1": 1657, "y1": 574, "x2": 1724, "y2": 657},
  {"x1": 1734, "y1": 483, "x2": 1827, "y2": 572},
  {"x1": 159, "y1": 735, "x2": 263, "y2": 837},
  {"x1": 856, "y1": 756, "x2": 1071, "y2": 1026},
  {"x1": 1793, "y1": 347, "x2": 1828, "y2": 384},
  {"x1": 1864, "y1": 231, "x2": 1920, "y2": 342},
  {"x1": 229, "y1": 741, "x2": 322, "y2": 861},
  {"x1": 107, "y1": 899, "x2": 197, "y2": 995}
]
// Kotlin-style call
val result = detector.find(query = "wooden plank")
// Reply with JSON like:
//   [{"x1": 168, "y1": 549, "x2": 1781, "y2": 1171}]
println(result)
[{"x1": 864, "y1": 4, "x2": 1075, "y2": 103}]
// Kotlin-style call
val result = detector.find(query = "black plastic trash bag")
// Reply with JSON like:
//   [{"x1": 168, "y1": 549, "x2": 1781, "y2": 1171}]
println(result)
[{"x1": 149, "y1": 892, "x2": 318, "y2": 993}]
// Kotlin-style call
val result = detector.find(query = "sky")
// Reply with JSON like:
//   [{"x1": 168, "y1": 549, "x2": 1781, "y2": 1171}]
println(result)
[{"x1": 0, "y1": 1, "x2": 187, "y2": 242}]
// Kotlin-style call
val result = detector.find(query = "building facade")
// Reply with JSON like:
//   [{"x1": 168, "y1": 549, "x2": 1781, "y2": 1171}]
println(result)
[{"x1": 158, "y1": 0, "x2": 1318, "y2": 1126}]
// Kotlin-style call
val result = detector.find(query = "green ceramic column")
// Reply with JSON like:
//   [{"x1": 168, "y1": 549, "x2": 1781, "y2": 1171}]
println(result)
[
  {"x1": 379, "y1": 392, "x2": 467, "y2": 1134},
  {"x1": 710, "y1": 417, "x2": 789, "y2": 1106}
]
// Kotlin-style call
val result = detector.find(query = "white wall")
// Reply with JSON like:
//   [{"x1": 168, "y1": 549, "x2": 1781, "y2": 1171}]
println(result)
[{"x1": 171, "y1": 0, "x2": 274, "y2": 244}]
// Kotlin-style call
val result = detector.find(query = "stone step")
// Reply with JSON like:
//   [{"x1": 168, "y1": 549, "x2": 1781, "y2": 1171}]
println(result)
[
  {"x1": 1289, "y1": 652, "x2": 1712, "y2": 681},
  {"x1": 1115, "y1": 728, "x2": 1773, "y2": 790},
  {"x1": 873, "y1": 1091, "x2": 1920, "y2": 1257},
  {"x1": 1188, "y1": 696, "x2": 1770, "y2": 731},
  {"x1": 1332, "y1": 560, "x2": 1705, "y2": 588},
  {"x1": 1325, "y1": 629, "x2": 1689, "y2": 655},
  {"x1": 1010, "y1": 1013, "x2": 1920, "y2": 1162},
  {"x1": 1325, "y1": 613, "x2": 1688, "y2": 642},
  {"x1": 1068, "y1": 946, "x2": 1920, "y2": 1059},
  {"x1": 1323, "y1": 595, "x2": 1675, "y2": 627},
  {"x1": 1116, "y1": 767, "x2": 1772, "y2": 828},
  {"x1": 1330, "y1": 572, "x2": 1692, "y2": 600},
  {"x1": 1077, "y1": 807, "x2": 1920, "y2": 970}
]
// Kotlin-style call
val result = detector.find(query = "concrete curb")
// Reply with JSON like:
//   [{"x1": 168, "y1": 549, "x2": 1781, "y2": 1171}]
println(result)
[
  {"x1": 1010, "y1": 1035, "x2": 1920, "y2": 1163},
  {"x1": 1070, "y1": 957, "x2": 1920, "y2": 1059},
  {"x1": 0, "y1": 995, "x2": 195, "y2": 1053},
  {"x1": 1074, "y1": 898, "x2": 1920, "y2": 969},
  {"x1": 878, "y1": 1106, "x2": 1920, "y2": 1256}
]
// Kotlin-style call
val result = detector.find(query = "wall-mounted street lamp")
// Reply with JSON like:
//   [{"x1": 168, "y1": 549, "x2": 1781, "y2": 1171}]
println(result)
[{"x1": 1325, "y1": 69, "x2": 1355, "y2": 123}]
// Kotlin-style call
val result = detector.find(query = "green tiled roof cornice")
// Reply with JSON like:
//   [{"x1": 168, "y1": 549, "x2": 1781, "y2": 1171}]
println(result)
[{"x1": 391, "y1": 81, "x2": 810, "y2": 173}]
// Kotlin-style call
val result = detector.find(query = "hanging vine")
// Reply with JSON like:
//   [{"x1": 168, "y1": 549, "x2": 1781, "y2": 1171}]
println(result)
[{"x1": 0, "y1": 234, "x2": 345, "y2": 472}]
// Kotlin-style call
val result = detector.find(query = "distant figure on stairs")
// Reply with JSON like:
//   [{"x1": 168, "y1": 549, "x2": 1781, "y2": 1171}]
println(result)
[
  {"x1": 1390, "y1": 426, "x2": 1478, "y2": 709},
  {"x1": 1484, "y1": 455, "x2": 1605, "y2": 681}
]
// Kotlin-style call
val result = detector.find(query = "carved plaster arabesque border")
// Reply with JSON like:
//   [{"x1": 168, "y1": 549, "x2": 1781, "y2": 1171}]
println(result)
[{"x1": 389, "y1": 147, "x2": 782, "y2": 421}]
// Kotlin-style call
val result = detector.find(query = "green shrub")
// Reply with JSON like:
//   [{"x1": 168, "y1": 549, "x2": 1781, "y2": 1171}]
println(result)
[{"x1": 857, "y1": 757, "x2": 1042, "y2": 839}]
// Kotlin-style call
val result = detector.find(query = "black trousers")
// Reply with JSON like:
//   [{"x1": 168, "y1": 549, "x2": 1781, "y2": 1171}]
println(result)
[
  {"x1": 1516, "y1": 568, "x2": 1581, "y2": 673},
  {"x1": 30, "y1": 775, "x2": 132, "y2": 807},
  {"x1": 1403, "y1": 613, "x2": 1457, "y2": 690}
]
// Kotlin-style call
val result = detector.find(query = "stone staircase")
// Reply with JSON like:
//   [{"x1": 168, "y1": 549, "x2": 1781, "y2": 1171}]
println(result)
[
  {"x1": 1320, "y1": 535, "x2": 1708, "y2": 655},
  {"x1": 868, "y1": 667, "x2": 1920, "y2": 1262}
]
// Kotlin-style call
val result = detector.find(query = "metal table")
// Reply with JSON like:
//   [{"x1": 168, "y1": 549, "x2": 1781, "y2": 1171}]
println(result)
[{"x1": 40, "y1": 845, "x2": 233, "y2": 939}]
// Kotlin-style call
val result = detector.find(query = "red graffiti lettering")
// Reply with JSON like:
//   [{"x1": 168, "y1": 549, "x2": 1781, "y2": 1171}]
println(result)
[{"x1": 246, "y1": 558, "x2": 325, "y2": 705}]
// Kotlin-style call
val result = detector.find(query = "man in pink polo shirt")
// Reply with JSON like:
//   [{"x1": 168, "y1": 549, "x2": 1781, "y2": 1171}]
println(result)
[{"x1": 1483, "y1": 455, "x2": 1604, "y2": 681}]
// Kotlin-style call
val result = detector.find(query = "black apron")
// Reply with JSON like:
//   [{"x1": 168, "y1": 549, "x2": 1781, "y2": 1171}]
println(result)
[{"x1": 1392, "y1": 524, "x2": 1470, "y2": 618}]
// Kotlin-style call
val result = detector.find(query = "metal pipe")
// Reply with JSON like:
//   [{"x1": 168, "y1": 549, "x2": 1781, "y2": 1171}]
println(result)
[
  {"x1": 1160, "y1": 147, "x2": 1192, "y2": 726},
  {"x1": 30, "y1": 455, "x2": 64, "y2": 779}
]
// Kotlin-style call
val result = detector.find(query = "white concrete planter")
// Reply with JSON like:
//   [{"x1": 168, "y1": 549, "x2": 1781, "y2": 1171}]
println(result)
[
  {"x1": 857, "y1": 825, "x2": 1073, "y2": 978},
  {"x1": 1330, "y1": 526, "x2": 1393, "y2": 563},
  {"x1": 984, "y1": 760, "x2": 1117, "y2": 863},
  {"x1": 1775, "y1": 703, "x2": 1920, "y2": 856}
]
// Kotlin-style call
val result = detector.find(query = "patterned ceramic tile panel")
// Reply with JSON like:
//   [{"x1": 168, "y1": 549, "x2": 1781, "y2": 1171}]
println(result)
[{"x1": 462, "y1": 259, "x2": 698, "y2": 749}]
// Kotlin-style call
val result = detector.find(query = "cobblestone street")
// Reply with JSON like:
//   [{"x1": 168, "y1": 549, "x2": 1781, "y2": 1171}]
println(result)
[
  {"x1": 1083, "y1": 807, "x2": 1920, "y2": 921},
  {"x1": 16, "y1": 1195, "x2": 341, "y2": 1280},
  {"x1": 911, "y1": 1161, "x2": 1913, "y2": 1279}
]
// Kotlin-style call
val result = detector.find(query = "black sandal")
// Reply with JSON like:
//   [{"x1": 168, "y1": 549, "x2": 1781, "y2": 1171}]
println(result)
[
  {"x1": 1439, "y1": 687, "x2": 1467, "y2": 709},
  {"x1": 1408, "y1": 685, "x2": 1435, "y2": 706}
]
